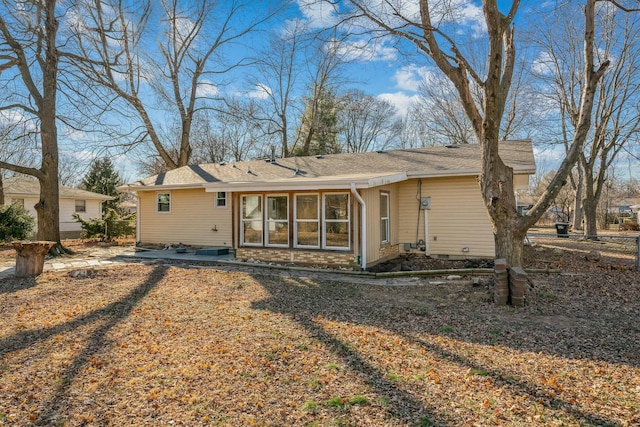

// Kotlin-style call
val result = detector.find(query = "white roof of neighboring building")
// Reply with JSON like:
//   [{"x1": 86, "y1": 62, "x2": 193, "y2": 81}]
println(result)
[{"x1": 4, "y1": 176, "x2": 114, "y2": 201}]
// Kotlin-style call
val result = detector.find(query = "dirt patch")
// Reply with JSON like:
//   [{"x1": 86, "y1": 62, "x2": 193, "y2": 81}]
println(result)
[{"x1": 368, "y1": 235, "x2": 637, "y2": 273}]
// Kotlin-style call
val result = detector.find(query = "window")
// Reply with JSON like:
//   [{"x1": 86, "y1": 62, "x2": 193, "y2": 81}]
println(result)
[
  {"x1": 241, "y1": 195, "x2": 262, "y2": 245},
  {"x1": 75, "y1": 200, "x2": 86, "y2": 213},
  {"x1": 11, "y1": 198, "x2": 24, "y2": 208},
  {"x1": 380, "y1": 192, "x2": 390, "y2": 244},
  {"x1": 323, "y1": 193, "x2": 350, "y2": 249},
  {"x1": 266, "y1": 195, "x2": 288, "y2": 246},
  {"x1": 157, "y1": 193, "x2": 171, "y2": 212},
  {"x1": 294, "y1": 194, "x2": 319, "y2": 248},
  {"x1": 215, "y1": 192, "x2": 227, "y2": 208}
]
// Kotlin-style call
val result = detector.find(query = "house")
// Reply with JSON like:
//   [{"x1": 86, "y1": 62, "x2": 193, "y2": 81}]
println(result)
[
  {"x1": 3, "y1": 176, "x2": 114, "y2": 239},
  {"x1": 120, "y1": 140, "x2": 535, "y2": 269}
]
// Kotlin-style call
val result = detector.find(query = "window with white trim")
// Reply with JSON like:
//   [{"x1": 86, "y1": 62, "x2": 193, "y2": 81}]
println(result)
[
  {"x1": 323, "y1": 193, "x2": 350, "y2": 249},
  {"x1": 75, "y1": 200, "x2": 86, "y2": 213},
  {"x1": 266, "y1": 195, "x2": 288, "y2": 246},
  {"x1": 156, "y1": 193, "x2": 171, "y2": 213},
  {"x1": 215, "y1": 192, "x2": 227, "y2": 208},
  {"x1": 294, "y1": 194, "x2": 319, "y2": 248},
  {"x1": 380, "y1": 192, "x2": 390, "y2": 244},
  {"x1": 241, "y1": 195, "x2": 262, "y2": 245}
]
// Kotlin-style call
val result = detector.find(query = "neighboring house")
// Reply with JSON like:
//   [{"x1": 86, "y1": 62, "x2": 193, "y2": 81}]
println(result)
[
  {"x1": 120, "y1": 140, "x2": 536, "y2": 269},
  {"x1": 3, "y1": 176, "x2": 113, "y2": 239},
  {"x1": 120, "y1": 200, "x2": 137, "y2": 214}
]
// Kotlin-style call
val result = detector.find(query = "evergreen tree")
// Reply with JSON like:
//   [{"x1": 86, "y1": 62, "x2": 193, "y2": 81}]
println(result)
[
  {"x1": 296, "y1": 87, "x2": 342, "y2": 156},
  {"x1": 82, "y1": 157, "x2": 123, "y2": 215}
]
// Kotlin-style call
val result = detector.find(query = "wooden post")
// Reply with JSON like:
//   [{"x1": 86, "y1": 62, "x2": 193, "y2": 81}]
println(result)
[{"x1": 12, "y1": 241, "x2": 56, "y2": 277}]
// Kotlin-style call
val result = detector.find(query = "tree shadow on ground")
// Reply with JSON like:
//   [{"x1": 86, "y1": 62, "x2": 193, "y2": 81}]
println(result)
[
  {"x1": 251, "y1": 274, "x2": 628, "y2": 427},
  {"x1": 0, "y1": 265, "x2": 168, "y2": 425},
  {"x1": 0, "y1": 274, "x2": 36, "y2": 294}
]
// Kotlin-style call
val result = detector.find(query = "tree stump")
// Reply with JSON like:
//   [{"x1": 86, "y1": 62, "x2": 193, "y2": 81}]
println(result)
[{"x1": 12, "y1": 241, "x2": 56, "y2": 277}]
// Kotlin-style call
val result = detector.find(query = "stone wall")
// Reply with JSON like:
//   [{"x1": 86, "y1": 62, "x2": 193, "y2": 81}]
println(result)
[
  {"x1": 493, "y1": 258, "x2": 528, "y2": 307},
  {"x1": 377, "y1": 244, "x2": 400, "y2": 264},
  {"x1": 236, "y1": 247, "x2": 359, "y2": 269},
  {"x1": 493, "y1": 258, "x2": 509, "y2": 305}
]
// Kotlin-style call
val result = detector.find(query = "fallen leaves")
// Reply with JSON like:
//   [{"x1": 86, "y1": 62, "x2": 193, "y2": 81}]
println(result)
[{"x1": 0, "y1": 238, "x2": 638, "y2": 426}]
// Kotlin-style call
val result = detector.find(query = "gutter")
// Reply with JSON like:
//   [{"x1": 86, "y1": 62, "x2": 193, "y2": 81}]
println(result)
[
  {"x1": 350, "y1": 183, "x2": 366, "y2": 271},
  {"x1": 406, "y1": 167, "x2": 536, "y2": 179}
]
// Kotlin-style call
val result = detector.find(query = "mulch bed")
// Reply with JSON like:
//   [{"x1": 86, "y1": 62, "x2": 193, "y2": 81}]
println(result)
[{"x1": 0, "y1": 238, "x2": 638, "y2": 426}]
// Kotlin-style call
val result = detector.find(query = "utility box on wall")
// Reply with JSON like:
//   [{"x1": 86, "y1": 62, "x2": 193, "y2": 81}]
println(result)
[{"x1": 420, "y1": 197, "x2": 431, "y2": 210}]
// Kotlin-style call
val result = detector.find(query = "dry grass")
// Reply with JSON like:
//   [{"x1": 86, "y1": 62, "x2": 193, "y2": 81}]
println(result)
[{"x1": 0, "y1": 241, "x2": 639, "y2": 426}]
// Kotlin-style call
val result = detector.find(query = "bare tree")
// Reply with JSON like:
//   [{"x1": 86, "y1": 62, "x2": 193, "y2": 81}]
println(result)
[
  {"x1": 249, "y1": 19, "x2": 307, "y2": 158},
  {"x1": 0, "y1": 0, "x2": 65, "y2": 248},
  {"x1": 337, "y1": 0, "x2": 613, "y2": 267},
  {"x1": 534, "y1": 3, "x2": 640, "y2": 238},
  {"x1": 69, "y1": 0, "x2": 282, "y2": 171},
  {"x1": 190, "y1": 110, "x2": 230, "y2": 164},
  {"x1": 410, "y1": 75, "x2": 477, "y2": 145},
  {"x1": 338, "y1": 89, "x2": 399, "y2": 152},
  {"x1": 211, "y1": 98, "x2": 261, "y2": 162}
]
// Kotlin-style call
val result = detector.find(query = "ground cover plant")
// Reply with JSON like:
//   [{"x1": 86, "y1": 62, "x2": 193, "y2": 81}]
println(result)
[{"x1": 0, "y1": 237, "x2": 638, "y2": 426}]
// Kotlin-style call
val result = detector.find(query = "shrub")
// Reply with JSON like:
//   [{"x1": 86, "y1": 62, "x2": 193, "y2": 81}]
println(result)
[
  {"x1": 73, "y1": 208, "x2": 135, "y2": 240},
  {"x1": 0, "y1": 203, "x2": 35, "y2": 242},
  {"x1": 621, "y1": 220, "x2": 639, "y2": 231}
]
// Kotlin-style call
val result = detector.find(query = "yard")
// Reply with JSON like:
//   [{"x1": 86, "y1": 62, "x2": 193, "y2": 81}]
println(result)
[{"x1": 0, "y1": 237, "x2": 639, "y2": 426}]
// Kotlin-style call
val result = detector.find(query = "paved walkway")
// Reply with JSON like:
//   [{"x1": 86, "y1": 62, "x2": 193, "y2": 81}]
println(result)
[{"x1": 0, "y1": 246, "x2": 480, "y2": 286}]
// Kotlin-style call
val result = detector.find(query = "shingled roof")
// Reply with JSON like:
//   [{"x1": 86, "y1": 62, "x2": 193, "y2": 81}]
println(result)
[
  {"x1": 4, "y1": 176, "x2": 114, "y2": 200},
  {"x1": 121, "y1": 140, "x2": 535, "y2": 192}
]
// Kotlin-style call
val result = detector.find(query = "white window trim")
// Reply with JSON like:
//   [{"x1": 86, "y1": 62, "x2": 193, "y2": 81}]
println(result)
[
  {"x1": 294, "y1": 193, "x2": 320, "y2": 249},
  {"x1": 265, "y1": 194, "x2": 289, "y2": 248},
  {"x1": 322, "y1": 192, "x2": 350, "y2": 251},
  {"x1": 156, "y1": 192, "x2": 171, "y2": 213},
  {"x1": 75, "y1": 199, "x2": 86, "y2": 213},
  {"x1": 240, "y1": 194, "x2": 263, "y2": 246},
  {"x1": 381, "y1": 192, "x2": 390, "y2": 244},
  {"x1": 215, "y1": 191, "x2": 227, "y2": 209}
]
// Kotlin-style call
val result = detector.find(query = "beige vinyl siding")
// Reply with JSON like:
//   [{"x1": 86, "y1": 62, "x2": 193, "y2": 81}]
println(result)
[
  {"x1": 513, "y1": 174, "x2": 530, "y2": 191},
  {"x1": 360, "y1": 184, "x2": 399, "y2": 266},
  {"x1": 138, "y1": 188, "x2": 232, "y2": 246},
  {"x1": 398, "y1": 177, "x2": 495, "y2": 258}
]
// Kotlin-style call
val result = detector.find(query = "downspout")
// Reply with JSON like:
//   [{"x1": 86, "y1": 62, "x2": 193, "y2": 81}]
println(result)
[
  {"x1": 135, "y1": 192, "x2": 140, "y2": 243},
  {"x1": 350, "y1": 183, "x2": 366, "y2": 270}
]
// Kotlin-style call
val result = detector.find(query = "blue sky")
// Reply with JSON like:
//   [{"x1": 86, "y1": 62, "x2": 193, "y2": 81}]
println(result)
[{"x1": 4, "y1": 0, "x2": 636, "y2": 183}]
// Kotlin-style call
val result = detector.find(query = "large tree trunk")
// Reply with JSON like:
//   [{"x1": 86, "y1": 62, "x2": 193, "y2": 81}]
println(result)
[
  {"x1": 35, "y1": 1, "x2": 62, "y2": 249},
  {"x1": 582, "y1": 163, "x2": 598, "y2": 239},
  {"x1": 481, "y1": 137, "x2": 525, "y2": 267},
  {"x1": 582, "y1": 182, "x2": 599, "y2": 239},
  {"x1": 571, "y1": 166, "x2": 584, "y2": 230},
  {"x1": 494, "y1": 213, "x2": 526, "y2": 268},
  {"x1": 0, "y1": 173, "x2": 4, "y2": 206}
]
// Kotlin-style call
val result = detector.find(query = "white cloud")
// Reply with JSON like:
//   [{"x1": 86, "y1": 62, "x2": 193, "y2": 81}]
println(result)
[
  {"x1": 196, "y1": 80, "x2": 219, "y2": 98},
  {"x1": 332, "y1": 38, "x2": 397, "y2": 62},
  {"x1": 0, "y1": 109, "x2": 28, "y2": 127},
  {"x1": 296, "y1": 0, "x2": 338, "y2": 29},
  {"x1": 531, "y1": 51, "x2": 555, "y2": 76},
  {"x1": 60, "y1": 127, "x2": 88, "y2": 142},
  {"x1": 377, "y1": 92, "x2": 420, "y2": 117},
  {"x1": 392, "y1": 65, "x2": 437, "y2": 92},
  {"x1": 246, "y1": 83, "x2": 272, "y2": 100}
]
